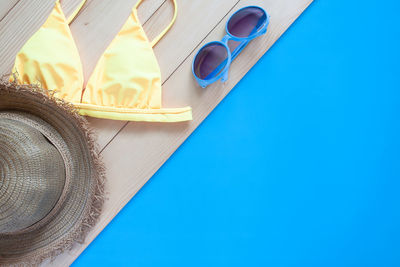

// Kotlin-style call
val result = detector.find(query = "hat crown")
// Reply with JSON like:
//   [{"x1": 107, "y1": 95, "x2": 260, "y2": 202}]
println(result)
[{"x1": 0, "y1": 118, "x2": 65, "y2": 234}]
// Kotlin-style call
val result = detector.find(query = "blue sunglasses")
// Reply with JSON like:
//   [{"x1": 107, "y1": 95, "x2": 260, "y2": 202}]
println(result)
[{"x1": 192, "y1": 6, "x2": 270, "y2": 88}]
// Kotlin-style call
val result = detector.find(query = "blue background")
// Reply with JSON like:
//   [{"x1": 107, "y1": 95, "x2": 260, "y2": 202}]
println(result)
[{"x1": 74, "y1": 0, "x2": 400, "y2": 266}]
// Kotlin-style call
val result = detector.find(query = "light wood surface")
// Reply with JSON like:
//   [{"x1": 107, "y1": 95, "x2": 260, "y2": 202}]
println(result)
[{"x1": 0, "y1": 0, "x2": 313, "y2": 265}]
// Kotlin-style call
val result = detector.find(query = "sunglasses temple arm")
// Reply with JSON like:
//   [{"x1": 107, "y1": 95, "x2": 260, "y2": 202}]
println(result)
[
  {"x1": 221, "y1": 69, "x2": 229, "y2": 83},
  {"x1": 231, "y1": 40, "x2": 250, "y2": 61}
]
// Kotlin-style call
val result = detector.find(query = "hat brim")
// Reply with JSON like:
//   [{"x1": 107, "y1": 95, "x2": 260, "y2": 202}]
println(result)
[{"x1": 0, "y1": 80, "x2": 105, "y2": 265}]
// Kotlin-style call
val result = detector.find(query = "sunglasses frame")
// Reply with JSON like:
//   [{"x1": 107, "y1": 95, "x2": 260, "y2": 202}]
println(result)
[{"x1": 192, "y1": 6, "x2": 270, "y2": 88}]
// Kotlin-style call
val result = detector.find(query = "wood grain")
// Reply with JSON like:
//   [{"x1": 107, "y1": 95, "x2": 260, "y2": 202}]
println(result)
[
  {"x1": 60, "y1": 0, "x2": 87, "y2": 20},
  {"x1": 0, "y1": 0, "x2": 19, "y2": 22},
  {"x1": 0, "y1": 0, "x2": 313, "y2": 265},
  {"x1": 0, "y1": 0, "x2": 54, "y2": 74}
]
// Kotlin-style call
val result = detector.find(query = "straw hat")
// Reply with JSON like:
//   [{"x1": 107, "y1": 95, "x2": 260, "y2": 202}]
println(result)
[{"x1": 0, "y1": 80, "x2": 105, "y2": 265}]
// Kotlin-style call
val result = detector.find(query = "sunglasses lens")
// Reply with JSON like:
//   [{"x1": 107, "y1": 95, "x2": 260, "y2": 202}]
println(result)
[
  {"x1": 194, "y1": 43, "x2": 229, "y2": 80},
  {"x1": 227, "y1": 7, "x2": 267, "y2": 38}
]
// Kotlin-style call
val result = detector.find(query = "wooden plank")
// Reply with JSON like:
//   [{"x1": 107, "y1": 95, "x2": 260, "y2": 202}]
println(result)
[
  {"x1": 86, "y1": 0, "x2": 241, "y2": 149},
  {"x1": 0, "y1": 0, "x2": 54, "y2": 75},
  {"x1": 50, "y1": 0, "x2": 313, "y2": 265},
  {"x1": 60, "y1": 0, "x2": 87, "y2": 21},
  {"x1": 88, "y1": 0, "x2": 242, "y2": 148},
  {"x1": 0, "y1": 0, "x2": 164, "y2": 76},
  {"x1": 69, "y1": 0, "x2": 165, "y2": 82},
  {"x1": 0, "y1": 0, "x2": 166, "y2": 149},
  {"x1": 68, "y1": 0, "x2": 168, "y2": 147},
  {"x1": 136, "y1": 0, "x2": 167, "y2": 24},
  {"x1": 0, "y1": 0, "x2": 86, "y2": 74},
  {"x1": 0, "y1": 0, "x2": 19, "y2": 22}
]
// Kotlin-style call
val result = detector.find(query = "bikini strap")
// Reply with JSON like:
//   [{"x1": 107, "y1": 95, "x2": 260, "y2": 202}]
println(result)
[
  {"x1": 135, "y1": 0, "x2": 178, "y2": 47},
  {"x1": 66, "y1": 0, "x2": 87, "y2": 24}
]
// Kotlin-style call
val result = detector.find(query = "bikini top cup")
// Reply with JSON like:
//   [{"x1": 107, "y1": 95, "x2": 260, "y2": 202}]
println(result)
[{"x1": 11, "y1": 0, "x2": 192, "y2": 122}]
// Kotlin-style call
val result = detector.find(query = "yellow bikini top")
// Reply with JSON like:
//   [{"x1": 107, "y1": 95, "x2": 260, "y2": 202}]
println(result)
[{"x1": 11, "y1": 0, "x2": 192, "y2": 122}]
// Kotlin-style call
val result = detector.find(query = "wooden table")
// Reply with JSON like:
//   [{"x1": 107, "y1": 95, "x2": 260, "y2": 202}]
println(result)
[{"x1": 0, "y1": 0, "x2": 313, "y2": 265}]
